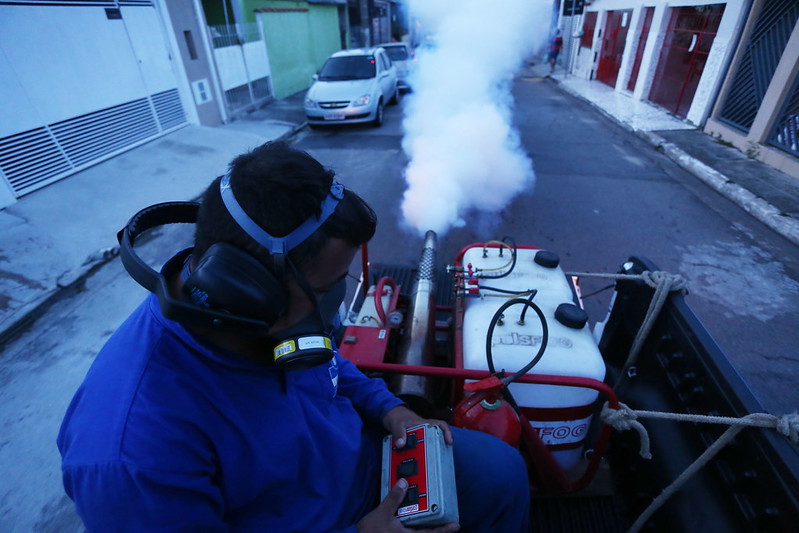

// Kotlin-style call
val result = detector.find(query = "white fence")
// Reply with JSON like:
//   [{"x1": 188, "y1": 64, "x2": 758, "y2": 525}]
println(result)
[{"x1": 209, "y1": 23, "x2": 273, "y2": 115}]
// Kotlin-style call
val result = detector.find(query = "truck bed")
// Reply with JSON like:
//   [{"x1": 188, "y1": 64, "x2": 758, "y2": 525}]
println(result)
[{"x1": 349, "y1": 256, "x2": 799, "y2": 532}]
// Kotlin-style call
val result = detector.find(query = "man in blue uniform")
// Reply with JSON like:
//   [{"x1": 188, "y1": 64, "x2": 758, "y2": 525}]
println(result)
[{"x1": 58, "y1": 142, "x2": 529, "y2": 532}]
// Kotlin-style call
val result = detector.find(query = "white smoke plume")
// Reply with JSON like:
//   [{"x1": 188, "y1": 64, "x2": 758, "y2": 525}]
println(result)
[{"x1": 401, "y1": 0, "x2": 552, "y2": 236}]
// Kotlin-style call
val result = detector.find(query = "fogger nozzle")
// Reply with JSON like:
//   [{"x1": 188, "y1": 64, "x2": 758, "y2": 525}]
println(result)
[{"x1": 391, "y1": 230, "x2": 438, "y2": 416}]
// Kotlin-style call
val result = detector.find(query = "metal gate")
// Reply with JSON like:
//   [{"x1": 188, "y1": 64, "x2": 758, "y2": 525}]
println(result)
[
  {"x1": 209, "y1": 23, "x2": 273, "y2": 116},
  {"x1": 0, "y1": 90, "x2": 183, "y2": 198},
  {"x1": 649, "y1": 5, "x2": 725, "y2": 118},
  {"x1": 596, "y1": 10, "x2": 632, "y2": 88},
  {"x1": 718, "y1": 1, "x2": 799, "y2": 132}
]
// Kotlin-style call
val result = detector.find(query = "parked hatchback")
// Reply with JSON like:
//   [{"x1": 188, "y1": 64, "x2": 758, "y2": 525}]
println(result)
[
  {"x1": 377, "y1": 42, "x2": 415, "y2": 92},
  {"x1": 304, "y1": 47, "x2": 399, "y2": 128}
]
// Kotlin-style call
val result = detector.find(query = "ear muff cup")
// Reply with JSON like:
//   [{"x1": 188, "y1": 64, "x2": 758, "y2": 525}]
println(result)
[{"x1": 182, "y1": 242, "x2": 288, "y2": 329}]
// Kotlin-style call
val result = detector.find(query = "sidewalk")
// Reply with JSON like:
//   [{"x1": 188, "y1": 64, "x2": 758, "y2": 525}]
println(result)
[
  {"x1": 2, "y1": 72, "x2": 798, "y2": 344},
  {"x1": 0, "y1": 93, "x2": 307, "y2": 343},
  {"x1": 525, "y1": 61, "x2": 799, "y2": 248}
]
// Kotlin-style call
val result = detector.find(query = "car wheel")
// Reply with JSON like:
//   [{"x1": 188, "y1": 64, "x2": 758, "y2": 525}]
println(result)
[
  {"x1": 390, "y1": 85, "x2": 401, "y2": 105},
  {"x1": 372, "y1": 100, "x2": 384, "y2": 127}
]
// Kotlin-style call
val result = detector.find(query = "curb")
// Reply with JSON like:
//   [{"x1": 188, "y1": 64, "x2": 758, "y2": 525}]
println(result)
[
  {"x1": 0, "y1": 257, "x2": 115, "y2": 349},
  {"x1": 639, "y1": 131, "x2": 799, "y2": 248},
  {"x1": 0, "y1": 119, "x2": 310, "y2": 347},
  {"x1": 548, "y1": 76, "x2": 799, "y2": 248},
  {"x1": 275, "y1": 120, "x2": 308, "y2": 143}
]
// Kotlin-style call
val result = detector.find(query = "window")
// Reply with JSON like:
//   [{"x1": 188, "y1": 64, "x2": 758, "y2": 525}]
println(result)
[
  {"x1": 319, "y1": 56, "x2": 376, "y2": 81},
  {"x1": 184, "y1": 31, "x2": 198, "y2": 60},
  {"x1": 384, "y1": 46, "x2": 409, "y2": 61}
]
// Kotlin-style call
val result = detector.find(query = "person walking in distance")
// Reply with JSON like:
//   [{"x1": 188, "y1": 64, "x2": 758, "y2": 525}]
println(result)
[{"x1": 549, "y1": 29, "x2": 563, "y2": 74}]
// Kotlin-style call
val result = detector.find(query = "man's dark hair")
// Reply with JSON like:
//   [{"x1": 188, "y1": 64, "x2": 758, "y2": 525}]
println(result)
[{"x1": 194, "y1": 142, "x2": 377, "y2": 272}]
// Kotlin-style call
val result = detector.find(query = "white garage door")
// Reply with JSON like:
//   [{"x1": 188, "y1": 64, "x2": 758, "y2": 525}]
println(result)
[{"x1": 0, "y1": 0, "x2": 187, "y2": 200}]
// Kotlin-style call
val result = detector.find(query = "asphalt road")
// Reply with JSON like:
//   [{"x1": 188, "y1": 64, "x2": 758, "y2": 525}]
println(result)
[{"x1": 1, "y1": 75, "x2": 797, "y2": 532}]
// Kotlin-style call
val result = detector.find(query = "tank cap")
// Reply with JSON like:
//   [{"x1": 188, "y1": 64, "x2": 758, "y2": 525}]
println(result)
[
  {"x1": 555, "y1": 303, "x2": 588, "y2": 329},
  {"x1": 534, "y1": 250, "x2": 560, "y2": 269}
]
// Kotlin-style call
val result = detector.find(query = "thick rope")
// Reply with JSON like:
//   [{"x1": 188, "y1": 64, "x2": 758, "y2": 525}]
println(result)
[
  {"x1": 626, "y1": 422, "x2": 745, "y2": 533},
  {"x1": 600, "y1": 403, "x2": 799, "y2": 533},
  {"x1": 573, "y1": 270, "x2": 798, "y2": 530},
  {"x1": 567, "y1": 271, "x2": 687, "y2": 387},
  {"x1": 600, "y1": 402, "x2": 652, "y2": 459}
]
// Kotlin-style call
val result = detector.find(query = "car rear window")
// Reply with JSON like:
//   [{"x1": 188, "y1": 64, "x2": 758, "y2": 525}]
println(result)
[
  {"x1": 384, "y1": 47, "x2": 409, "y2": 61},
  {"x1": 319, "y1": 56, "x2": 376, "y2": 81}
]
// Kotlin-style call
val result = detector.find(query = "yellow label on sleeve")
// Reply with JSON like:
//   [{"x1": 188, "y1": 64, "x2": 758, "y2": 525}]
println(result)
[{"x1": 274, "y1": 340, "x2": 296, "y2": 360}]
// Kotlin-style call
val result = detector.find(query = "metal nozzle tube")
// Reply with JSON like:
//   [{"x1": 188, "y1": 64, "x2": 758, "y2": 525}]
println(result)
[{"x1": 392, "y1": 230, "x2": 437, "y2": 416}]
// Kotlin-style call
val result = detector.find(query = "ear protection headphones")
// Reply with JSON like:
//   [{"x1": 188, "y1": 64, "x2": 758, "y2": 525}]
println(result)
[{"x1": 118, "y1": 172, "x2": 346, "y2": 370}]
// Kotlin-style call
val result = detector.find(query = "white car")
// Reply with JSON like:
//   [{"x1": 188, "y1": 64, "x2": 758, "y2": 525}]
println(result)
[
  {"x1": 304, "y1": 47, "x2": 400, "y2": 128},
  {"x1": 377, "y1": 42, "x2": 415, "y2": 92}
]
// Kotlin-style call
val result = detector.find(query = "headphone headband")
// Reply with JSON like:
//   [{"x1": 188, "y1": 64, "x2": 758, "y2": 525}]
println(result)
[
  {"x1": 220, "y1": 172, "x2": 344, "y2": 256},
  {"x1": 117, "y1": 201, "x2": 199, "y2": 293},
  {"x1": 117, "y1": 173, "x2": 348, "y2": 340}
]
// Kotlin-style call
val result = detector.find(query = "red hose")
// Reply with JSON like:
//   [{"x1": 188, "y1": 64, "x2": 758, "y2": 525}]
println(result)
[{"x1": 374, "y1": 276, "x2": 398, "y2": 326}]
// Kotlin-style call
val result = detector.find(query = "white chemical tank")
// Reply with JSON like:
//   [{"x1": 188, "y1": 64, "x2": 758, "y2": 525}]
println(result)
[{"x1": 460, "y1": 245, "x2": 606, "y2": 471}]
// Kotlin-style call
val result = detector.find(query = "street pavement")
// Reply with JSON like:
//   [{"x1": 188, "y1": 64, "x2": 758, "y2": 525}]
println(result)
[
  {"x1": 1, "y1": 67, "x2": 798, "y2": 350},
  {"x1": 540, "y1": 62, "x2": 799, "y2": 248}
]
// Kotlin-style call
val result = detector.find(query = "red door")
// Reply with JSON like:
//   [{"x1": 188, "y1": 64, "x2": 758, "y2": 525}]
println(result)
[
  {"x1": 596, "y1": 10, "x2": 632, "y2": 88},
  {"x1": 627, "y1": 7, "x2": 655, "y2": 92},
  {"x1": 649, "y1": 5, "x2": 725, "y2": 118}
]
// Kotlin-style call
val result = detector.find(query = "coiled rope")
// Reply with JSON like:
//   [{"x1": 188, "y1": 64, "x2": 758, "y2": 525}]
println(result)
[
  {"x1": 566, "y1": 270, "x2": 687, "y2": 387},
  {"x1": 600, "y1": 402, "x2": 799, "y2": 533}
]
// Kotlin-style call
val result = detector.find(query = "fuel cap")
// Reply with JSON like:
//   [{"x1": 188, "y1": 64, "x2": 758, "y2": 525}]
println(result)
[
  {"x1": 534, "y1": 250, "x2": 560, "y2": 268},
  {"x1": 555, "y1": 303, "x2": 588, "y2": 329}
]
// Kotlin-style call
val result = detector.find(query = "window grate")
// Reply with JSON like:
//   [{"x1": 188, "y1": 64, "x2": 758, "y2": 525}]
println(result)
[
  {"x1": 0, "y1": 89, "x2": 185, "y2": 198},
  {"x1": 224, "y1": 85, "x2": 253, "y2": 112},
  {"x1": 250, "y1": 77, "x2": 272, "y2": 101},
  {"x1": 152, "y1": 89, "x2": 186, "y2": 131},
  {"x1": 50, "y1": 98, "x2": 159, "y2": 167},
  {"x1": 208, "y1": 22, "x2": 262, "y2": 49},
  {"x1": 0, "y1": 128, "x2": 71, "y2": 196},
  {"x1": 768, "y1": 73, "x2": 799, "y2": 157},
  {"x1": 718, "y1": 1, "x2": 799, "y2": 132}
]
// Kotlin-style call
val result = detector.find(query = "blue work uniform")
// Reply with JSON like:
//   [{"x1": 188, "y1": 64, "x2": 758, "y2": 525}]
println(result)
[{"x1": 58, "y1": 288, "x2": 529, "y2": 532}]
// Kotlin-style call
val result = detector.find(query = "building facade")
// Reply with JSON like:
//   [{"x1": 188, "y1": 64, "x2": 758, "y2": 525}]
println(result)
[
  {"x1": 347, "y1": 0, "x2": 403, "y2": 48},
  {"x1": 566, "y1": 0, "x2": 750, "y2": 128},
  {"x1": 0, "y1": 0, "x2": 352, "y2": 208},
  {"x1": 251, "y1": 0, "x2": 344, "y2": 100},
  {"x1": 0, "y1": 0, "x2": 194, "y2": 208},
  {"x1": 704, "y1": 0, "x2": 799, "y2": 176}
]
